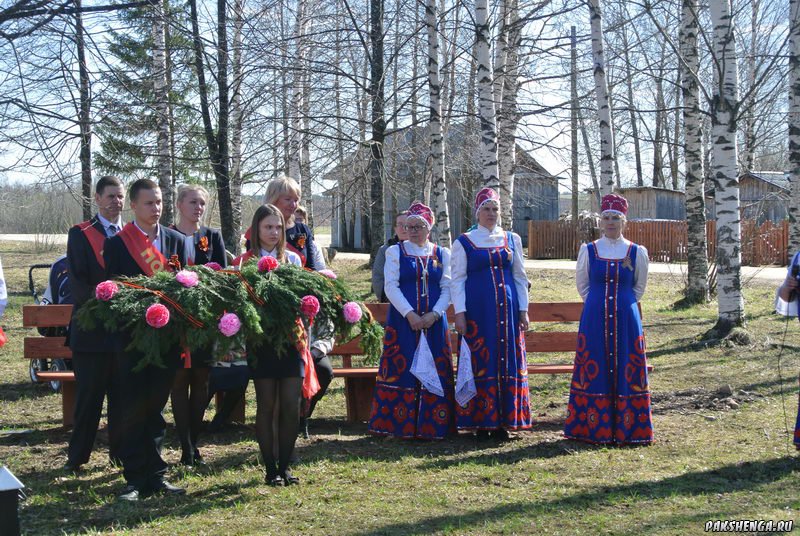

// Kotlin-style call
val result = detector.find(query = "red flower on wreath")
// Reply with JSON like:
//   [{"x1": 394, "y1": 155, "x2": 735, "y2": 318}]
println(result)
[
  {"x1": 257, "y1": 255, "x2": 279, "y2": 273},
  {"x1": 198, "y1": 236, "x2": 209, "y2": 252}
]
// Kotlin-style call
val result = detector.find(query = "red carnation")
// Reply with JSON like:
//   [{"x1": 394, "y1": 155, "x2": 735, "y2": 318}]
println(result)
[
  {"x1": 300, "y1": 295, "x2": 320, "y2": 319},
  {"x1": 145, "y1": 303, "x2": 170, "y2": 329},
  {"x1": 257, "y1": 255, "x2": 279, "y2": 273}
]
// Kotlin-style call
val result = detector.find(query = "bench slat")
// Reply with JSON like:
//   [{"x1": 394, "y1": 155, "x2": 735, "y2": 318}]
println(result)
[
  {"x1": 333, "y1": 363, "x2": 654, "y2": 378},
  {"x1": 33, "y1": 371, "x2": 75, "y2": 381},
  {"x1": 24, "y1": 337, "x2": 72, "y2": 359},
  {"x1": 22, "y1": 304, "x2": 72, "y2": 327}
]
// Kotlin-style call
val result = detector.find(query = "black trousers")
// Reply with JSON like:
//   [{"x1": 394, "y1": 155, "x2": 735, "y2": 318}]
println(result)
[
  {"x1": 67, "y1": 351, "x2": 120, "y2": 465},
  {"x1": 306, "y1": 353, "x2": 334, "y2": 417},
  {"x1": 113, "y1": 350, "x2": 179, "y2": 489}
]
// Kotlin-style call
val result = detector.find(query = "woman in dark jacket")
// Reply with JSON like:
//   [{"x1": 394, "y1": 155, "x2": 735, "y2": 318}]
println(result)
[{"x1": 170, "y1": 184, "x2": 227, "y2": 465}]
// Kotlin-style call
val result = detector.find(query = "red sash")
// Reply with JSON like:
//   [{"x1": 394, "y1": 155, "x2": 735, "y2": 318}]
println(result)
[
  {"x1": 117, "y1": 223, "x2": 169, "y2": 276},
  {"x1": 286, "y1": 243, "x2": 307, "y2": 267},
  {"x1": 77, "y1": 220, "x2": 107, "y2": 269}
]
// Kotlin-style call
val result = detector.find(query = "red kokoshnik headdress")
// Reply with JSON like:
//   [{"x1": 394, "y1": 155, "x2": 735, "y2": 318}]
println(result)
[
  {"x1": 407, "y1": 202, "x2": 434, "y2": 229},
  {"x1": 474, "y1": 187, "x2": 500, "y2": 216},
  {"x1": 600, "y1": 193, "x2": 628, "y2": 216}
]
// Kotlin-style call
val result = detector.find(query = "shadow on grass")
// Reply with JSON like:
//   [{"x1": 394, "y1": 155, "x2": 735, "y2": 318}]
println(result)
[
  {"x1": 354, "y1": 456, "x2": 800, "y2": 536},
  {"x1": 0, "y1": 381, "x2": 62, "y2": 403}
]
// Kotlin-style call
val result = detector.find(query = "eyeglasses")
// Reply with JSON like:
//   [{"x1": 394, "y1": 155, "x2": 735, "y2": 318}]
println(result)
[{"x1": 404, "y1": 225, "x2": 426, "y2": 232}]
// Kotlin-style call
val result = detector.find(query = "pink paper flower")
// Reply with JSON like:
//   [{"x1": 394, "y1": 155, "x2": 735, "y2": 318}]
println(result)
[
  {"x1": 318, "y1": 269, "x2": 337, "y2": 280},
  {"x1": 205, "y1": 262, "x2": 222, "y2": 271},
  {"x1": 258, "y1": 255, "x2": 279, "y2": 273},
  {"x1": 343, "y1": 301, "x2": 363, "y2": 323},
  {"x1": 145, "y1": 303, "x2": 170, "y2": 329},
  {"x1": 300, "y1": 295, "x2": 320, "y2": 319},
  {"x1": 95, "y1": 280, "x2": 119, "y2": 301},
  {"x1": 175, "y1": 270, "x2": 199, "y2": 288},
  {"x1": 218, "y1": 312, "x2": 242, "y2": 337}
]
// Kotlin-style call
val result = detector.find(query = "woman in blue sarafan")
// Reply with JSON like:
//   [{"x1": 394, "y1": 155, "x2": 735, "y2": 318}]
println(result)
[
  {"x1": 775, "y1": 250, "x2": 800, "y2": 450},
  {"x1": 452, "y1": 188, "x2": 532, "y2": 440},
  {"x1": 368, "y1": 202, "x2": 455, "y2": 439},
  {"x1": 564, "y1": 194, "x2": 654, "y2": 445}
]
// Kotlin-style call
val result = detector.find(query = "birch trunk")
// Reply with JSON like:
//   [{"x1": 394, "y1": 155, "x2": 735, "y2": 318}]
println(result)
[
  {"x1": 475, "y1": 0, "x2": 499, "y2": 190},
  {"x1": 709, "y1": 0, "x2": 744, "y2": 330},
  {"x1": 496, "y1": 0, "x2": 519, "y2": 225},
  {"x1": 652, "y1": 66, "x2": 665, "y2": 188},
  {"x1": 152, "y1": 0, "x2": 173, "y2": 224},
  {"x1": 588, "y1": 0, "x2": 615, "y2": 195},
  {"x1": 229, "y1": 0, "x2": 244, "y2": 252},
  {"x1": 288, "y1": 0, "x2": 308, "y2": 180},
  {"x1": 681, "y1": 0, "x2": 708, "y2": 304},
  {"x1": 789, "y1": 0, "x2": 800, "y2": 252},
  {"x1": 76, "y1": 0, "x2": 92, "y2": 220},
  {"x1": 621, "y1": 23, "x2": 643, "y2": 187},
  {"x1": 571, "y1": 26, "x2": 579, "y2": 226},
  {"x1": 426, "y1": 0, "x2": 450, "y2": 246}
]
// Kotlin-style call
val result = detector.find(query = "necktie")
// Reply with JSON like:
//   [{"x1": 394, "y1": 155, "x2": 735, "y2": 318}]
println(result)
[{"x1": 108, "y1": 224, "x2": 118, "y2": 236}]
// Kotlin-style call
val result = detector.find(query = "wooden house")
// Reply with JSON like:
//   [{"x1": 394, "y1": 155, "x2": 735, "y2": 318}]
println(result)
[
  {"x1": 327, "y1": 125, "x2": 561, "y2": 251},
  {"x1": 589, "y1": 186, "x2": 686, "y2": 220},
  {"x1": 705, "y1": 171, "x2": 789, "y2": 224}
]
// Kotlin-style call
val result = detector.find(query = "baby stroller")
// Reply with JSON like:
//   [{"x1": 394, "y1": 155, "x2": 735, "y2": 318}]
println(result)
[{"x1": 28, "y1": 255, "x2": 73, "y2": 392}]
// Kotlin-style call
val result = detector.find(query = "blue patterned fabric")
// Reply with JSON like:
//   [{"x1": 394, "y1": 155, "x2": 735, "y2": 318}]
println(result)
[
  {"x1": 455, "y1": 233, "x2": 532, "y2": 431},
  {"x1": 368, "y1": 244, "x2": 455, "y2": 439},
  {"x1": 564, "y1": 241, "x2": 653, "y2": 445}
]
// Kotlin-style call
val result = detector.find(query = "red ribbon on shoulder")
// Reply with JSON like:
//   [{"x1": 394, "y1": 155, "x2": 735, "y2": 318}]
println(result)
[
  {"x1": 118, "y1": 223, "x2": 170, "y2": 276},
  {"x1": 77, "y1": 220, "x2": 107, "y2": 269}
]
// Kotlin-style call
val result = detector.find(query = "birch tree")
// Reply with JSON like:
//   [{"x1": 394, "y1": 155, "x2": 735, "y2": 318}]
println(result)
[
  {"x1": 789, "y1": 0, "x2": 800, "y2": 252},
  {"x1": 588, "y1": 0, "x2": 615, "y2": 194},
  {"x1": 426, "y1": 0, "x2": 450, "y2": 246},
  {"x1": 495, "y1": 0, "x2": 520, "y2": 225},
  {"x1": 709, "y1": 0, "x2": 744, "y2": 330},
  {"x1": 151, "y1": 0, "x2": 173, "y2": 224},
  {"x1": 680, "y1": 0, "x2": 708, "y2": 304},
  {"x1": 475, "y1": 0, "x2": 499, "y2": 190}
]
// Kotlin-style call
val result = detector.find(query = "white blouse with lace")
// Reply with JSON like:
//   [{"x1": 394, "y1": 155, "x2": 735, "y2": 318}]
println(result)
[
  {"x1": 383, "y1": 240, "x2": 451, "y2": 318},
  {"x1": 576, "y1": 235, "x2": 649, "y2": 301},
  {"x1": 450, "y1": 225, "x2": 529, "y2": 314}
]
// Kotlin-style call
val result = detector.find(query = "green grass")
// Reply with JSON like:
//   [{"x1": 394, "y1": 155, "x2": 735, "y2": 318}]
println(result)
[{"x1": 0, "y1": 240, "x2": 798, "y2": 535}]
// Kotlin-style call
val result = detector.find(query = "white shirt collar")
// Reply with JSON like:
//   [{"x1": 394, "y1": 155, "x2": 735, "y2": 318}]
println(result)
[
  {"x1": 475, "y1": 224, "x2": 504, "y2": 237},
  {"x1": 260, "y1": 247, "x2": 278, "y2": 258},
  {"x1": 401, "y1": 240, "x2": 434, "y2": 255},
  {"x1": 133, "y1": 221, "x2": 160, "y2": 241},
  {"x1": 599, "y1": 234, "x2": 628, "y2": 246},
  {"x1": 97, "y1": 213, "x2": 123, "y2": 233}
]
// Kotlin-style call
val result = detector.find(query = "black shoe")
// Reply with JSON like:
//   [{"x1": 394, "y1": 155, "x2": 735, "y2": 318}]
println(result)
[
  {"x1": 490, "y1": 429, "x2": 510, "y2": 441},
  {"x1": 205, "y1": 419, "x2": 225, "y2": 433},
  {"x1": 150, "y1": 480, "x2": 186, "y2": 496},
  {"x1": 117, "y1": 485, "x2": 140, "y2": 502},
  {"x1": 63, "y1": 461, "x2": 81, "y2": 474},
  {"x1": 193, "y1": 450, "x2": 206, "y2": 466},
  {"x1": 281, "y1": 469, "x2": 300, "y2": 485},
  {"x1": 266, "y1": 473, "x2": 285, "y2": 486},
  {"x1": 475, "y1": 430, "x2": 490, "y2": 441}
]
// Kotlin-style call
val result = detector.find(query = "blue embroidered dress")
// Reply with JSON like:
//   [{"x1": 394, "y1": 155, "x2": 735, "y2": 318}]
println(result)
[
  {"x1": 454, "y1": 232, "x2": 532, "y2": 431},
  {"x1": 564, "y1": 240, "x2": 654, "y2": 445},
  {"x1": 774, "y1": 251, "x2": 800, "y2": 449},
  {"x1": 368, "y1": 243, "x2": 455, "y2": 439}
]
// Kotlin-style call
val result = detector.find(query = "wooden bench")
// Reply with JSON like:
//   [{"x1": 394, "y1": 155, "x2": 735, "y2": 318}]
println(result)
[
  {"x1": 330, "y1": 302, "x2": 653, "y2": 423},
  {"x1": 22, "y1": 304, "x2": 76, "y2": 426}
]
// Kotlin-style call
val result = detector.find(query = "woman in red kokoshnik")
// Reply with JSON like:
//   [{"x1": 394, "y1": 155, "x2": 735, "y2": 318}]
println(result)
[
  {"x1": 168, "y1": 184, "x2": 227, "y2": 466},
  {"x1": 564, "y1": 194, "x2": 654, "y2": 445},
  {"x1": 232, "y1": 204, "x2": 312, "y2": 486},
  {"x1": 103, "y1": 178, "x2": 189, "y2": 501}
]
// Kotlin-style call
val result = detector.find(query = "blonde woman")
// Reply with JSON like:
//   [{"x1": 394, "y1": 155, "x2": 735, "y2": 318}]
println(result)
[{"x1": 169, "y1": 184, "x2": 227, "y2": 466}]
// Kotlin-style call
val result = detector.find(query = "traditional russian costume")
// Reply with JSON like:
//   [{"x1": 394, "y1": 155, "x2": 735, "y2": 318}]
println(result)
[
  {"x1": 564, "y1": 195, "x2": 653, "y2": 445},
  {"x1": 451, "y1": 224, "x2": 532, "y2": 432},
  {"x1": 369, "y1": 203, "x2": 456, "y2": 440},
  {"x1": 775, "y1": 251, "x2": 800, "y2": 449}
]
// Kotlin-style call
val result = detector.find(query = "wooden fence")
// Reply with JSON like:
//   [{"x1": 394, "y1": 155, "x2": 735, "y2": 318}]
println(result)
[{"x1": 527, "y1": 219, "x2": 790, "y2": 266}]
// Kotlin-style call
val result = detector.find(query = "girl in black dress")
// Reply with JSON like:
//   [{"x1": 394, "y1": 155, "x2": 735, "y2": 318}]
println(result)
[
  {"x1": 170, "y1": 184, "x2": 227, "y2": 465},
  {"x1": 233, "y1": 204, "x2": 304, "y2": 485}
]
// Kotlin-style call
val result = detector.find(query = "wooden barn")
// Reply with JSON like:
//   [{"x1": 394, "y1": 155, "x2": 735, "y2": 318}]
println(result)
[
  {"x1": 327, "y1": 125, "x2": 561, "y2": 251},
  {"x1": 589, "y1": 186, "x2": 686, "y2": 220},
  {"x1": 705, "y1": 171, "x2": 789, "y2": 224}
]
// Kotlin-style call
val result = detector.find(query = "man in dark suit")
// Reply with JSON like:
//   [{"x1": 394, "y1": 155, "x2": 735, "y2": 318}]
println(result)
[
  {"x1": 104, "y1": 178, "x2": 188, "y2": 501},
  {"x1": 65, "y1": 175, "x2": 125, "y2": 472}
]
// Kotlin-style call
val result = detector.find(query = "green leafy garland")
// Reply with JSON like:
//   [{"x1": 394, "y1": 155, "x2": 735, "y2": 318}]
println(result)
[{"x1": 77, "y1": 261, "x2": 383, "y2": 369}]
